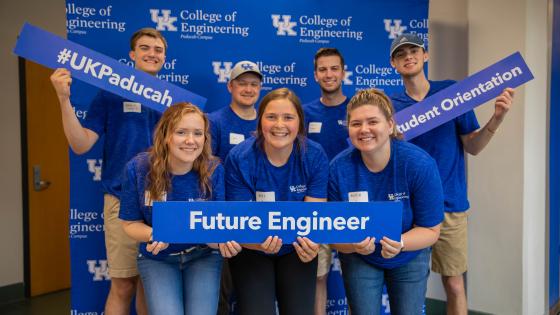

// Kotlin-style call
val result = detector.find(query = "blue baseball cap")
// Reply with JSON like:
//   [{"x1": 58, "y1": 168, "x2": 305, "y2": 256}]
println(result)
[{"x1": 390, "y1": 33, "x2": 425, "y2": 57}]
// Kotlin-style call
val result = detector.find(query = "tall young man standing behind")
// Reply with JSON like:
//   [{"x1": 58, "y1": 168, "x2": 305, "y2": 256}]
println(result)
[
  {"x1": 389, "y1": 33, "x2": 514, "y2": 315},
  {"x1": 303, "y1": 48, "x2": 349, "y2": 315},
  {"x1": 50, "y1": 28, "x2": 168, "y2": 315}
]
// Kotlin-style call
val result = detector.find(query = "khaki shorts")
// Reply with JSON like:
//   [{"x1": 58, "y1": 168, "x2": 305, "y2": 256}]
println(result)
[
  {"x1": 431, "y1": 211, "x2": 468, "y2": 276},
  {"x1": 104, "y1": 194, "x2": 139, "y2": 278},
  {"x1": 317, "y1": 244, "x2": 332, "y2": 277}
]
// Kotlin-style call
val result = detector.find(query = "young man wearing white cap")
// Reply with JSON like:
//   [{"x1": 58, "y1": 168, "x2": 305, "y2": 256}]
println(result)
[
  {"x1": 389, "y1": 33, "x2": 514, "y2": 315},
  {"x1": 303, "y1": 47, "x2": 349, "y2": 315},
  {"x1": 208, "y1": 61, "x2": 262, "y2": 315},
  {"x1": 208, "y1": 61, "x2": 263, "y2": 163}
]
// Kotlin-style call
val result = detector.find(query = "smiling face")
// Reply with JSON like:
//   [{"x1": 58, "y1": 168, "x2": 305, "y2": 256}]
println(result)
[
  {"x1": 390, "y1": 44, "x2": 428, "y2": 78},
  {"x1": 228, "y1": 72, "x2": 262, "y2": 108},
  {"x1": 129, "y1": 35, "x2": 166, "y2": 75},
  {"x1": 167, "y1": 113, "x2": 205, "y2": 174},
  {"x1": 314, "y1": 55, "x2": 344, "y2": 94},
  {"x1": 348, "y1": 104, "x2": 394, "y2": 156},
  {"x1": 260, "y1": 98, "x2": 301, "y2": 154}
]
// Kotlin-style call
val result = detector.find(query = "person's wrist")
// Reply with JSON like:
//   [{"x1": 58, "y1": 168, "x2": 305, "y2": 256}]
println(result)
[{"x1": 400, "y1": 238, "x2": 405, "y2": 252}]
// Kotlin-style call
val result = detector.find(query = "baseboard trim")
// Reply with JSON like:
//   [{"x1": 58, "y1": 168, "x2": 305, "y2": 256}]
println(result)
[
  {"x1": 426, "y1": 298, "x2": 494, "y2": 315},
  {"x1": 550, "y1": 299, "x2": 560, "y2": 315},
  {"x1": 0, "y1": 283, "x2": 25, "y2": 306}
]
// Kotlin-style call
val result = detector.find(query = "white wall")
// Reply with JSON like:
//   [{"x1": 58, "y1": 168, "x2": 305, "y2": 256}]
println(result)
[
  {"x1": 428, "y1": 0, "x2": 548, "y2": 314},
  {"x1": 0, "y1": 1, "x2": 65, "y2": 287}
]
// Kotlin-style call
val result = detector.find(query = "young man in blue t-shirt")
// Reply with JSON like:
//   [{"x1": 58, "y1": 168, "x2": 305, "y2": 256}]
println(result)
[
  {"x1": 303, "y1": 47, "x2": 349, "y2": 315},
  {"x1": 208, "y1": 61, "x2": 263, "y2": 162},
  {"x1": 50, "y1": 28, "x2": 168, "y2": 315},
  {"x1": 389, "y1": 33, "x2": 514, "y2": 315},
  {"x1": 208, "y1": 60, "x2": 262, "y2": 315}
]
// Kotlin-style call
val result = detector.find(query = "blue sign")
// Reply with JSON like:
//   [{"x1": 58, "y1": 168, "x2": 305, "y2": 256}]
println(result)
[
  {"x1": 395, "y1": 52, "x2": 534, "y2": 140},
  {"x1": 153, "y1": 201, "x2": 403, "y2": 244},
  {"x1": 13, "y1": 22, "x2": 207, "y2": 111}
]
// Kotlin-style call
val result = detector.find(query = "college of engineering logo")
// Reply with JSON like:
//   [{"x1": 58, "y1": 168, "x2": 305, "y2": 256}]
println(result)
[
  {"x1": 384, "y1": 19, "x2": 407, "y2": 39},
  {"x1": 87, "y1": 260, "x2": 110, "y2": 281},
  {"x1": 212, "y1": 61, "x2": 233, "y2": 83},
  {"x1": 86, "y1": 159, "x2": 102, "y2": 181},
  {"x1": 150, "y1": 9, "x2": 178, "y2": 31},
  {"x1": 343, "y1": 65, "x2": 353, "y2": 85},
  {"x1": 271, "y1": 14, "x2": 297, "y2": 36}
]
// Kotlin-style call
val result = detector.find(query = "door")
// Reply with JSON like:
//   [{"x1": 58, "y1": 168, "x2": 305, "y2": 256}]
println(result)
[{"x1": 23, "y1": 59, "x2": 71, "y2": 296}]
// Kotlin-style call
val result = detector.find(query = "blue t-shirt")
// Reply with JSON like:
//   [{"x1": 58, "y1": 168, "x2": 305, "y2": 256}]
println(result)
[
  {"x1": 224, "y1": 137, "x2": 329, "y2": 255},
  {"x1": 208, "y1": 106, "x2": 257, "y2": 162},
  {"x1": 391, "y1": 80, "x2": 480, "y2": 212},
  {"x1": 119, "y1": 152, "x2": 225, "y2": 260},
  {"x1": 82, "y1": 90, "x2": 161, "y2": 198},
  {"x1": 328, "y1": 140, "x2": 444, "y2": 269},
  {"x1": 303, "y1": 98, "x2": 350, "y2": 161}
]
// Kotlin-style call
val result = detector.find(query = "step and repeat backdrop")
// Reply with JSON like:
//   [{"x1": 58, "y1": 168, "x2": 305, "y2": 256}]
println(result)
[{"x1": 65, "y1": 0, "x2": 428, "y2": 313}]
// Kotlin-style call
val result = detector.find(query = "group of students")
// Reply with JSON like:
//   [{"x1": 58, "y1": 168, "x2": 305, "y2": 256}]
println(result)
[{"x1": 50, "y1": 27, "x2": 514, "y2": 315}]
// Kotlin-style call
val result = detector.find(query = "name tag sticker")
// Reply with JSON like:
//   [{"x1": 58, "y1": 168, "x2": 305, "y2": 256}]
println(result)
[
  {"x1": 349, "y1": 191, "x2": 369, "y2": 202},
  {"x1": 229, "y1": 133, "x2": 245, "y2": 145},
  {"x1": 123, "y1": 102, "x2": 142, "y2": 113},
  {"x1": 308, "y1": 122, "x2": 322, "y2": 133},
  {"x1": 256, "y1": 191, "x2": 276, "y2": 202}
]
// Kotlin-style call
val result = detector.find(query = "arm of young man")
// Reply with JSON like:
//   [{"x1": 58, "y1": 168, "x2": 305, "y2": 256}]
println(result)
[
  {"x1": 460, "y1": 88, "x2": 514, "y2": 155},
  {"x1": 50, "y1": 68, "x2": 99, "y2": 154}
]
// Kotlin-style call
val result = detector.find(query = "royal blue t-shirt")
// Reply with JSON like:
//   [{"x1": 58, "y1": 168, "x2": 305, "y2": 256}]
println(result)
[
  {"x1": 208, "y1": 106, "x2": 257, "y2": 162},
  {"x1": 82, "y1": 90, "x2": 161, "y2": 198},
  {"x1": 224, "y1": 137, "x2": 329, "y2": 255},
  {"x1": 303, "y1": 98, "x2": 350, "y2": 161},
  {"x1": 119, "y1": 152, "x2": 225, "y2": 260},
  {"x1": 329, "y1": 140, "x2": 444, "y2": 269},
  {"x1": 391, "y1": 80, "x2": 479, "y2": 212}
]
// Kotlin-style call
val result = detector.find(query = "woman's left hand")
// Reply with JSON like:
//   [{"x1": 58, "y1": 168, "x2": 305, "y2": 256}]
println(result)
[
  {"x1": 146, "y1": 240, "x2": 169, "y2": 255},
  {"x1": 217, "y1": 241, "x2": 243, "y2": 258},
  {"x1": 293, "y1": 237, "x2": 320, "y2": 263},
  {"x1": 380, "y1": 236, "x2": 404, "y2": 259}
]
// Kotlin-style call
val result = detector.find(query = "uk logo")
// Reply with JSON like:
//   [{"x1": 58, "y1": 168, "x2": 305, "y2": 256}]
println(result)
[
  {"x1": 271, "y1": 15, "x2": 297, "y2": 36},
  {"x1": 331, "y1": 252, "x2": 342, "y2": 273},
  {"x1": 150, "y1": 9, "x2": 178, "y2": 31},
  {"x1": 384, "y1": 19, "x2": 407, "y2": 39},
  {"x1": 86, "y1": 159, "x2": 102, "y2": 181},
  {"x1": 87, "y1": 260, "x2": 110, "y2": 281},
  {"x1": 343, "y1": 65, "x2": 353, "y2": 85},
  {"x1": 212, "y1": 61, "x2": 233, "y2": 83}
]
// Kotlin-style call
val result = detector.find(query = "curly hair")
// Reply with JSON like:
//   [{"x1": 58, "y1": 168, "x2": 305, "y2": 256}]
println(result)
[
  {"x1": 347, "y1": 88, "x2": 401, "y2": 139},
  {"x1": 146, "y1": 102, "x2": 217, "y2": 202}
]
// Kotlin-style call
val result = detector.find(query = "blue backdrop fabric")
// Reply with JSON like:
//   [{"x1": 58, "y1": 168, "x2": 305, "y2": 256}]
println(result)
[{"x1": 65, "y1": 1, "x2": 428, "y2": 313}]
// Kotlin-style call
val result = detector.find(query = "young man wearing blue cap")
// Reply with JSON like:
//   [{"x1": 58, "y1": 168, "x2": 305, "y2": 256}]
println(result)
[{"x1": 389, "y1": 33, "x2": 514, "y2": 315}]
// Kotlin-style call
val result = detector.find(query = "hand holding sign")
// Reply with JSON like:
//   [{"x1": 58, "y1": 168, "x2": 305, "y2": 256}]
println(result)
[
  {"x1": 50, "y1": 68, "x2": 73, "y2": 100},
  {"x1": 493, "y1": 87, "x2": 515, "y2": 124},
  {"x1": 293, "y1": 237, "x2": 320, "y2": 263},
  {"x1": 380, "y1": 236, "x2": 404, "y2": 259},
  {"x1": 217, "y1": 241, "x2": 243, "y2": 258},
  {"x1": 353, "y1": 237, "x2": 376, "y2": 255}
]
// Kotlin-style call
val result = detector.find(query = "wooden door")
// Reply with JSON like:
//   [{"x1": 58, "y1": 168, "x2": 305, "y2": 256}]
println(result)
[{"x1": 24, "y1": 60, "x2": 70, "y2": 296}]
